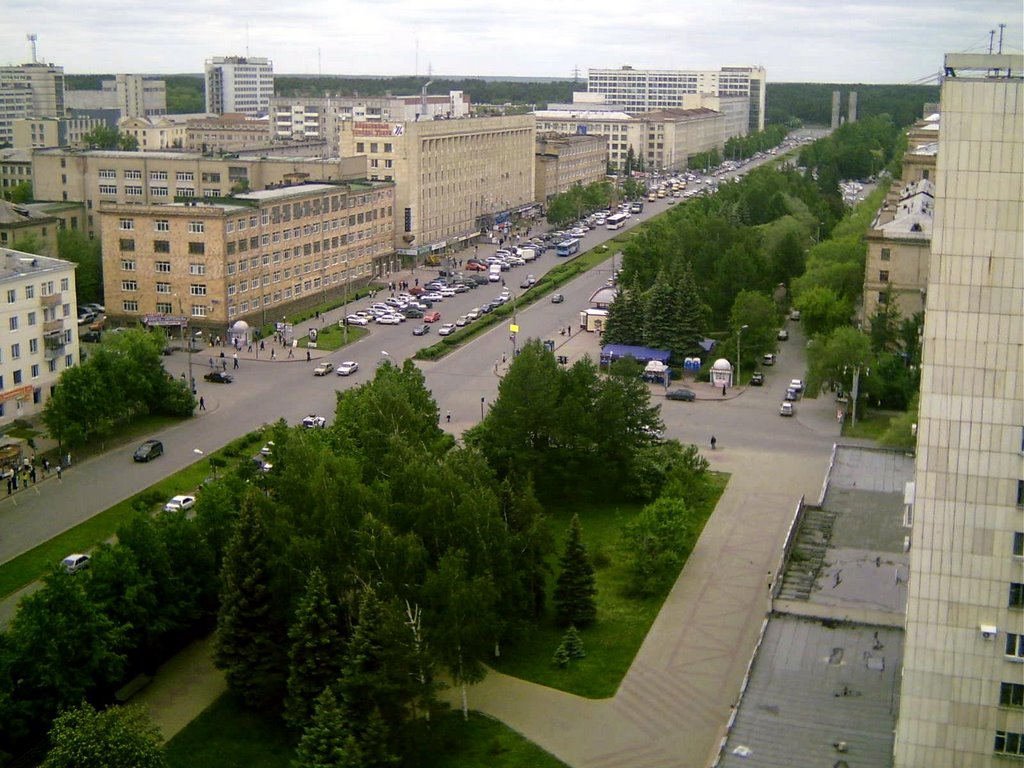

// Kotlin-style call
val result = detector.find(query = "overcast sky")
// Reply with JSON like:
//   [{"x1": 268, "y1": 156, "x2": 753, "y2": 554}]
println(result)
[{"x1": 3, "y1": 0, "x2": 1022, "y2": 83}]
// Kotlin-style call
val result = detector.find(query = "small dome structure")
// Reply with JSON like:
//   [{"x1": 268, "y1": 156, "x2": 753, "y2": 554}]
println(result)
[
  {"x1": 712, "y1": 358, "x2": 733, "y2": 371},
  {"x1": 231, "y1": 320, "x2": 250, "y2": 330}
]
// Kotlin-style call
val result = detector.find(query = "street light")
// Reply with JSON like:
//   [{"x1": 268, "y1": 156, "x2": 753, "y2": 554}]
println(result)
[
  {"x1": 480, "y1": 397, "x2": 485, "y2": 421},
  {"x1": 736, "y1": 325, "x2": 748, "y2": 386}
]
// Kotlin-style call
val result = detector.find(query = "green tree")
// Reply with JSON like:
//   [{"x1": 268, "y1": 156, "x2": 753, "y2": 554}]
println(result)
[
  {"x1": 4, "y1": 181, "x2": 32, "y2": 203},
  {"x1": 603, "y1": 276, "x2": 646, "y2": 346},
  {"x1": 293, "y1": 687, "x2": 359, "y2": 768},
  {"x1": 622, "y1": 497, "x2": 693, "y2": 596},
  {"x1": 11, "y1": 232, "x2": 44, "y2": 255},
  {"x1": 806, "y1": 325, "x2": 873, "y2": 398},
  {"x1": 553, "y1": 514, "x2": 597, "y2": 627},
  {"x1": 57, "y1": 229, "x2": 103, "y2": 305},
  {"x1": 82, "y1": 125, "x2": 138, "y2": 150},
  {"x1": 770, "y1": 230, "x2": 806, "y2": 286},
  {"x1": 42, "y1": 702, "x2": 165, "y2": 768},
  {"x1": 284, "y1": 569, "x2": 343, "y2": 731},
  {"x1": 794, "y1": 285, "x2": 852, "y2": 338},
  {"x1": 562, "y1": 625, "x2": 586, "y2": 659},
  {"x1": 214, "y1": 498, "x2": 287, "y2": 710},
  {"x1": 729, "y1": 290, "x2": 780, "y2": 375}
]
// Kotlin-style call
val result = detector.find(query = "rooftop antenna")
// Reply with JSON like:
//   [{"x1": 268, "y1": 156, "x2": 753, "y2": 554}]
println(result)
[
  {"x1": 988, "y1": 29, "x2": 996, "y2": 54},
  {"x1": 26, "y1": 33, "x2": 38, "y2": 64},
  {"x1": 572, "y1": 65, "x2": 581, "y2": 82},
  {"x1": 245, "y1": 23, "x2": 250, "y2": 57},
  {"x1": 998, "y1": 23, "x2": 1006, "y2": 54}
]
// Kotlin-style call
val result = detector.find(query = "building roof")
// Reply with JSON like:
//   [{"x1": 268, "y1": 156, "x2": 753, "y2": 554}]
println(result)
[
  {"x1": 0, "y1": 248, "x2": 74, "y2": 282},
  {"x1": 600, "y1": 344, "x2": 671, "y2": 363},
  {"x1": 873, "y1": 179, "x2": 934, "y2": 239},
  {"x1": 0, "y1": 200, "x2": 55, "y2": 226},
  {"x1": 236, "y1": 183, "x2": 341, "y2": 201},
  {"x1": 0, "y1": 148, "x2": 31, "y2": 163}
]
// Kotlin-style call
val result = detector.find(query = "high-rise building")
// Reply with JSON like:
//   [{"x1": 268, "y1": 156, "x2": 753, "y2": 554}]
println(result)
[
  {"x1": 894, "y1": 52, "x2": 1024, "y2": 767},
  {"x1": 204, "y1": 56, "x2": 274, "y2": 117},
  {"x1": 0, "y1": 62, "x2": 66, "y2": 146},
  {"x1": 65, "y1": 74, "x2": 167, "y2": 119},
  {"x1": 586, "y1": 65, "x2": 766, "y2": 132}
]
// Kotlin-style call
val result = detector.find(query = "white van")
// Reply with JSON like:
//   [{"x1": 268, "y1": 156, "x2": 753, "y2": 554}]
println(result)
[
  {"x1": 488, "y1": 264, "x2": 502, "y2": 282},
  {"x1": 520, "y1": 247, "x2": 537, "y2": 262}
]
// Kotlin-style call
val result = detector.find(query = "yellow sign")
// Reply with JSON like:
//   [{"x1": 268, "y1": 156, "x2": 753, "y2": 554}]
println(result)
[{"x1": 509, "y1": 324, "x2": 519, "y2": 334}]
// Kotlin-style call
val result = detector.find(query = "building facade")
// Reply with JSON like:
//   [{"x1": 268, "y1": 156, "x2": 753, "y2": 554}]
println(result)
[
  {"x1": 0, "y1": 62, "x2": 67, "y2": 146},
  {"x1": 337, "y1": 115, "x2": 535, "y2": 255},
  {"x1": 205, "y1": 56, "x2": 274, "y2": 117},
  {"x1": 533, "y1": 107, "x2": 728, "y2": 172},
  {"x1": 32, "y1": 148, "x2": 367, "y2": 234},
  {"x1": 586, "y1": 65, "x2": 766, "y2": 132},
  {"x1": 534, "y1": 132, "x2": 608, "y2": 202},
  {"x1": 0, "y1": 149, "x2": 33, "y2": 194},
  {"x1": 12, "y1": 115, "x2": 111, "y2": 149},
  {"x1": 98, "y1": 182, "x2": 395, "y2": 332},
  {"x1": 118, "y1": 115, "x2": 197, "y2": 151},
  {"x1": 0, "y1": 248, "x2": 78, "y2": 426},
  {"x1": 894, "y1": 53, "x2": 1024, "y2": 767},
  {"x1": 184, "y1": 114, "x2": 273, "y2": 153},
  {"x1": 65, "y1": 75, "x2": 167, "y2": 119},
  {"x1": 0, "y1": 200, "x2": 59, "y2": 255}
]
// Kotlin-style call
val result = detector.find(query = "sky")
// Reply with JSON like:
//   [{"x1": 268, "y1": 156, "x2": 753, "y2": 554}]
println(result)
[{"x1": 2, "y1": 0, "x2": 1022, "y2": 84}]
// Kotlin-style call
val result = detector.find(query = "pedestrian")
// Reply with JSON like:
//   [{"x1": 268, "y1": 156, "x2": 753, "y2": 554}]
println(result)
[
  {"x1": 233, "y1": 352, "x2": 239, "y2": 369},
  {"x1": 271, "y1": 348, "x2": 276, "y2": 360},
  {"x1": 222, "y1": 359, "x2": 228, "y2": 371},
  {"x1": 43, "y1": 457, "x2": 49, "y2": 475},
  {"x1": 722, "y1": 384, "x2": 727, "y2": 396},
  {"x1": 65, "y1": 453, "x2": 71, "y2": 468},
  {"x1": 306, "y1": 349, "x2": 311, "y2": 362},
  {"x1": 247, "y1": 342, "x2": 253, "y2": 353},
  {"x1": 288, "y1": 346, "x2": 294, "y2": 359},
  {"x1": 57, "y1": 464, "x2": 62, "y2": 480},
  {"x1": 502, "y1": 352, "x2": 506, "y2": 364},
  {"x1": 199, "y1": 396, "x2": 206, "y2": 411},
  {"x1": 29, "y1": 466, "x2": 36, "y2": 484},
  {"x1": 209, "y1": 357, "x2": 215, "y2": 370},
  {"x1": 180, "y1": 372, "x2": 186, "y2": 382},
  {"x1": 446, "y1": 410, "x2": 451, "y2": 423},
  {"x1": 568, "y1": 326, "x2": 571, "y2": 337},
  {"x1": 710, "y1": 435, "x2": 717, "y2": 450}
]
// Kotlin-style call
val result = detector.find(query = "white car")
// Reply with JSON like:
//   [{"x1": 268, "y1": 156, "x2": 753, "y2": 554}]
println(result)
[
  {"x1": 345, "y1": 314, "x2": 369, "y2": 326},
  {"x1": 376, "y1": 314, "x2": 402, "y2": 325},
  {"x1": 455, "y1": 315, "x2": 470, "y2": 327},
  {"x1": 313, "y1": 361, "x2": 334, "y2": 376},
  {"x1": 62, "y1": 553, "x2": 90, "y2": 574},
  {"x1": 466, "y1": 308, "x2": 481, "y2": 320},
  {"x1": 336, "y1": 360, "x2": 359, "y2": 376},
  {"x1": 422, "y1": 292, "x2": 443, "y2": 302},
  {"x1": 438, "y1": 323, "x2": 457, "y2": 336},
  {"x1": 164, "y1": 494, "x2": 196, "y2": 512},
  {"x1": 302, "y1": 415, "x2": 327, "y2": 429},
  {"x1": 439, "y1": 287, "x2": 457, "y2": 297}
]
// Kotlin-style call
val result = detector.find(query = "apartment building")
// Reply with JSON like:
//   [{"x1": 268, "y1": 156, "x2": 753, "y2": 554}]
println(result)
[
  {"x1": 205, "y1": 56, "x2": 274, "y2": 117},
  {"x1": 184, "y1": 114, "x2": 273, "y2": 153},
  {"x1": 336, "y1": 115, "x2": 535, "y2": 256},
  {"x1": 0, "y1": 200, "x2": 59, "y2": 255},
  {"x1": 533, "y1": 107, "x2": 728, "y2": 172},
  {"x1": 31, "y1": 148, "x2": 367, "y2": 234},
  {"x1": 587, "y1": 65, "x2": 766, "y2": 132},
  {"x1": 98, "y1": 182, "x2": 395, "y2": 332},
  {"x1": 0, "y1": 62, "x2": 66, "y2": 146},
  {"x1": 118, "y1": 115, "x2": 197, "y2": 151},
  {"x1": 65, "y1": 74, "x2": 167, "y2": 119},
  {"x1": 0, "y1": 248, "x2": 78, "y2": 426},
  {"x1": 12, "y1": 115, "x2": 111, "y2": 149},
  {"x1": 0, "y1": 149, "x2": 32, "y2": 194},
  {"x1": 534, "y1": 132, "x2": 608, "y2": 202},
  {"x1": 893, "y1": 53, "x2": 1024, "y2": 767}
]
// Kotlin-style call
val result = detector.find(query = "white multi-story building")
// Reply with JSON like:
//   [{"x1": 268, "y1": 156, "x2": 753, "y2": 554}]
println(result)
[
  {"x1": 894, "y1": 52, "x2": 1024, "y2": 768},
  {"x1": 65, "y1": 74, "x2": 167, "y2": 119},
  {"x1": 0, "y1": 248, "x2": 78, "y2": 426},
  {"x1": 586, "y1": 65, "x2": 766, "y2": 132},
  {"x1": 204, "y1": 56, "x2": 274, "y2": 117},
  {"x1": 0, "y1": 62, "x2": 67, "y2": 146}
]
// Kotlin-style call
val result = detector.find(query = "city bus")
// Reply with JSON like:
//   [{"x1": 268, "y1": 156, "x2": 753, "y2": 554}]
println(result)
[
  {"x1": 605, "y1": 213, "x2": 627, "y2": 230},
  {"x1": 555, "y1": 238, "x2": 580, "y2": 257}
]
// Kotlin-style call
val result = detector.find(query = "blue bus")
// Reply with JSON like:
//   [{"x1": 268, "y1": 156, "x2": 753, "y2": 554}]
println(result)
[{"x1": 556, "y1": 238, "x2": 580, "y2": 257}]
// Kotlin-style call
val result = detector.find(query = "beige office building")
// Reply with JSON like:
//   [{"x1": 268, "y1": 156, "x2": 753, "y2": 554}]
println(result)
[
  {"x1": 12, "y1": 115, "x2": 110, "y2": 149},
  {"x1": 534, "y1": 132, "x2": 608, "y2": 202},
  {"x1": 1, "y1": 149, "x2": 33, "y2": 194},
  {"x1": 98, "y1": 182, "x2": 395, "y2": 333},
  {"x1": 533, "y1": 107, "x2": 728, "y2": 172},
  {"x1": 894, "y1": 53, "x2": 1024, "y2": 767},
  {"x1": 184, "y1": 114, "x2": 273, "y2": 153},
  {"x1": 0, "y1": 63, "x2": 66, "y2": 146},
  {"x1": 337, "y1": 115, "x2": 535, "y2": 256},
  {"x1": 118, "y1": 115, "x2": 196, "y2": 151},
  {"x1": 0, "y1": 248, "x2": 78, "y2": 426},
  {"x1": 0, "y1": 200, "x2": 59, "y2": 255},
  {"x1": 32, "y1": 148, "x2": 367, "y2": 233},
  {"x1": 65, "y1": 75, "x2": 167, "y2": 119}
]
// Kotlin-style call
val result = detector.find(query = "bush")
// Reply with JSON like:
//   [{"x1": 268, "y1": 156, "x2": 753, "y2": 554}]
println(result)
[{"x1": 622, "y1": 497, "x2": 693, "y2": 597}]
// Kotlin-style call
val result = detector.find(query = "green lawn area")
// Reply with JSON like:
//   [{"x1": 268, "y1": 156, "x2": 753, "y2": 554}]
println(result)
[
  {"x1": 299, "y1": 322, "x2": 368, "y2": 351},
  {"x1": 841, "y1": 410, "x2": 896, "y2": 441},
  {"x1": 165, "y1": 695, "x2": 567, "y2": 768},
  {"x1": 490, "y1": 473, "x2": 728, "y2": 699}
]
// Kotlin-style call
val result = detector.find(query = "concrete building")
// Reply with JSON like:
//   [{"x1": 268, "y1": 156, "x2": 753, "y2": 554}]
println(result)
[
  {"x1": 270, "y1": 91, "x2": 471, "y2": 149},
  {"x1": 98, "y1": 181, "x2": 395, "y2": 332},
  {"x1": 832, "y1": 90, "x2": 842, "y2": 130},
  {"x1": 533, "y1": 106, "x2": 729, "y2": 172},
  {"x1": 0, "y1": 149, "x2": 33, "y2": 195},
  {"x1": 0, "y1": 200, "x2": 59, "y2": 255},
  {"x1": 0, "y1": 62, "x2": 66, "y2": 146},
  {"x1": 894, "y1": 53, "x2": 1024, "y2": 768},
  {"x1": 118, "y1": 115, "x2": 198, "y2": 152},
  {"x1": 0, "y1": 247, "x2": 78, "y2": 426},
  {"x1": 12, "y1": 115, "x2": 111, "y2": 149},
  {"x1": 336, "y1": 115, "x2": 535, "y2": 256},
  {"x1": 65, "y1": 75, "x2": 167, "y2": 119},
  {"x1": 534, "y1": 132, "x2": 608, "y2": 202},
  {"x1": 184, "y1": 114, "x2": 272, "y2": 153},
  {"x1": 586, "y1": 65, "x2": 766, "y2": 132},
  {"x1": 205, "y1": 56, "x2": 274, "y2": 117},
  {"x1": 31, "y1": 148, "x2": 367, "y2": 234}
]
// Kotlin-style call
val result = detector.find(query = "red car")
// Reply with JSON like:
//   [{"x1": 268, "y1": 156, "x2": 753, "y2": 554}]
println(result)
[
  {"x1": 465, "y1": 261, "x2": 488, "y2": 271},
  {"x1": 423, "y1": 311, "x2": 441, "y2": 323},
  {"x1": 409, "y1": 286, "x2": 425, "y2": 295}
]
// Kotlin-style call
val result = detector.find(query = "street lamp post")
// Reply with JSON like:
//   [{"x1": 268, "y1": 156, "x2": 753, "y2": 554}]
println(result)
[
  {"x1": 736, "y1": 324, "x2": 748, "y2": 386},
  {"x1": 480, "y1": 397, "x2": 485, "y2": 421}
]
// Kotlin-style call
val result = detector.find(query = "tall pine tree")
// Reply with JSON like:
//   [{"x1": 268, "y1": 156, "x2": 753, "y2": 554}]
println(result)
[
  {"x1": 553, "y1": 514, "x2": 597, "y2": 627},
  {"x1": 294, "y1": 687, "x2": 358, "y2": 768},
  {"x1": 284, "y1": 568, "x2": 343, "y2": 731},
  {"x1": 603, "y1": 275, "x2": 646, "y2": 346}
]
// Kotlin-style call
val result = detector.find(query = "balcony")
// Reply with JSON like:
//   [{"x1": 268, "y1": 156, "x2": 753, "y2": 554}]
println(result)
[
  {"x1": 43, "y1": 318, "x2": 63, "y2": 334},
  {"x1": 41, "y1": 292, "x2": 61, "y2": 308},
  {"x1": 44, "y1": 331, "x2": 65, "y2": 357}
]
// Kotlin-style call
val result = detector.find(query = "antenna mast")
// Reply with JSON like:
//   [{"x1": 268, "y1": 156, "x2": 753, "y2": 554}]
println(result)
[
  {"x1": 26, "y1": 33, "x2": 38, "y2": 64},
  {"x1": 998, "y1": 23, "x2": 1006, "y2": 54}
]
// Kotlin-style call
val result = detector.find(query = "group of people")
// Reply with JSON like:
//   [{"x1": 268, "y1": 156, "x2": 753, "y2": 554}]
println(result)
[{"x1": 4, "y1": 454, "x2": 66, "y2": 496}]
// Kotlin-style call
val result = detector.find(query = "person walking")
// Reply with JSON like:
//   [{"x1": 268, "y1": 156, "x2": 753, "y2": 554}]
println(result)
[
  {"x1": 446, "y1": 410, "x2": 451, "y2": 424},
  {"x1": 306, "y1": 349, "x2": 311, "y2": 362},
  {"x1": 56, "y1": 464, "x2": 62, "y2": 481},
  {"x1": 710, "y1": 435, "x2": 717, "y2": 450},
  {"x1": 199, "y1": 396, "x2": 206, "y2": 411},
  {"x1": 271, "y1": 348, "x2": 276, "y2": 360},
  {"x1": 233, "y1": 352, "x2": 239, "y2": 370},
  {"x1": 209, "y1": 357, "x2": 215, "y2": 370}
]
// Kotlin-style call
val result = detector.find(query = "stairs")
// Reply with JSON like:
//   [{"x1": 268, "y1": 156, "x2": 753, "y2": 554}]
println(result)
[{"x1": 776, "y1": 506, "x2": 836, "y2": 601}]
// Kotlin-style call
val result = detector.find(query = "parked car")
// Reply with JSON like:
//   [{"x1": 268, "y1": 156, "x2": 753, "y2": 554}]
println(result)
[
  {"x1": 762, "y1": 353, "x2": 776, "y2": 366},
  {"x1": 789, "y1": 310, "x2": 801, "y2": 321},
  {"x1": 455, "y1": 315, "x2": 471, "y2": 327},
  {"x1": 466, "y1": 308, "x2": 481, "y2": 320},
  {"x1": 750, "y1": 372, "x2": 765, "y2": 386},
  {"x1": 551, "y1": 293, "x2": 565, "y2": 304},
  {"x1": 133, "y1": 439, "x2": 164, "y2": 462},
  {"x1": 784, "y1": 388, "x2": 799, "y2": 402},
  {"x1": 61, "y1": 554, "x2": 90, "y2": 574},
  {"x1": 412, "y1": 324, "x2": 430, "y2": 336},
  {"x1": 80, "y1": 330, "x2": 102, "y2": 343},
  {"x1": 345, "y1": 314, "x2": 369, "y2": 326},
  {"x1": 163, "y1": 494, "x2": 196, "y2": 512},
  {"x1": 302, "y1": 415, "x2": 327, "y2": 429},
  {"x1": 438, "y1": 323, "x2": 456, "y2": 336},
  {"x1": 336, "y1": 361, "x2": 359, "y2": 376},
  {"x1": 777, "y1": 329, "x2": 789, "y2": 341},
  {"x1": 313, "y1": 361, "x2": 335, "y2": 376},
  {"x1": 780, "y1": 402, "x2": 795, "y2": 417},
  {"x1": 402, "y1": 307, "x2": 424, "y2": 319},
  {"x1": 789, "y1": 379, "x2": 805, "y2": 394},
  {"x1": 665, "y1": 388, "x2": 696, "y2": 402},
  {"x1": 376, "y1": 314, "x2": 402, "y2": 325},
  {"x1": 204, "y1": 371, "x2": 234, "y2": 383},
  {"x1": 423, "y1": 311, "x2": 441, "y2": 323}
]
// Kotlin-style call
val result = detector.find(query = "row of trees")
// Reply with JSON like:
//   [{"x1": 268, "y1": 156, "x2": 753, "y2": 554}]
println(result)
[
  {"x1": 545, "y1": 181, "x2": 613, "y2": 226},
  {"x1": 765, "y1": 83, "x2": 939, "y2": 129},
  {"x1": 42, "y1": 329, "x2": 194, "y2": 449}
]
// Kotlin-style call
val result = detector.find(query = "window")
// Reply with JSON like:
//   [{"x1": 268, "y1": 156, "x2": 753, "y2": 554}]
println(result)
[
  {"x1": 1018, "y1": 480, "x2": 1024, "y2": 506},
  {"x1": 13, "y1": 370, "x2": 21, "y2": 384},
  {"x1": 125, "y1": 170, "x2": 142, "y2": 180},
  {"x1": 155, "y1": 261, "x2": 171, "y2": 273},
  {"x1": 191, "y1": 304, "x2": 207, "y2": 317},
  {"x1": 30, "y1": 364, "x2": 38, "y2": 378},
  {"x1": 189, "y1": 263, "x2": 206, "y2": 276},
  {"x1": 879, "y1": 270, "x2": 889, "y2": 283},
  {"x1": 1000, "y1": 682, "x2": 1024, "y2": 708},
  {"x1": 65, "y1": 353, "x2": 74, "y2": 367},
  {"x1": 123, "y1": 300, "x2": 139, "y2": 312},
  {"x1": 878, "y1": 291, "x2": 888, "y2": 305},
  {"x1": 1014, "y1": 532, "x2": 1024, "y2": 557},
  {"x1": 176, "y1": 172, "x2": 194, "y2": 182},
  {"x1": 176, "y1": 187, "x2": 195, "y2": 197},
  {"x1": 1011, "y1": 582, "x2": 1024, "y2": 609},
  {"x1": 153, "y1": 240, "x2": 170, "y2": 253},
  {"x1": 126, "y1": 185, "x2": 143, "y2": 196},
  {"x1": 155, "y1": 302, "x2": 173, "y2": 314},
  {"x1": 24, "y1": 285, "x2": 33, "y2": 299},
  {"x1": 156, "y1": 282, "x2": 171, "y2": 294},
  {"x1": 119, "y1": 238, "x2": 135, "y2": 251},
  {"x1": 5, "y1": 289, "x2": 14, "y2": 303},
  {"x1": 121, "y1": 280, "x2": 137, "y2": 292},
  {"x1": 118, "y1": 218, "x2": 134, "y2": 231},
  {"x1": 98, "y1": 169, "x2": 116, "y2": 179},
  {"x1": 994, "y1": 731, "x2": 1024, "y2": 756},
  {"x1": 155, "y1": 219, "x2": 170, "y2": 232},
  {"x1": 188, "y1": 221, "x2": 204, "y2": 233},
  {"x1": 98, "y1": 184, "x2": 117, "y2": 195},
  {"x1": 8, "y1": 316, "x2": 17, "y2": 331},
  {"x1": 151, "y1": 187, "x2": 168, "y2": 197},
  {"x1": 188, "y1": 242, "x2": 205, "y2": 255},
  {"x1": 202, "y1": 172, "x2": 221, "y2": 183},
  {"x1": 10, "y1": 343, "x2": 19, "y2": 359},
  {"x1": 190, "y1": 284, "x2": 207, "y2": 296},
  {"x1": 60, "y1": 278, "x2": 69, "y2": 291},
  {"x1": 1007, "y1": 633, "x2": 1024, "y2": 660},
  {"x1": 27, "y1": 312, "x2": 35, "y2": 326},
  {"x1": 121, "y1": 259, "x2": 136, "y2": 271},
  {"x1": 150, "y1": 171, "x2": 167, "y2": 181}
]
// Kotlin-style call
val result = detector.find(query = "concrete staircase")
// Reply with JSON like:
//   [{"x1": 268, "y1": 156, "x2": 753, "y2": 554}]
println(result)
[{"x1": 776, "y1": 506, "x2": 836, "y2": 601}]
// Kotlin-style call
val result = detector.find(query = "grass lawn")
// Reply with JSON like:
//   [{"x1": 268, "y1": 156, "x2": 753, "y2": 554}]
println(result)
[
  {"x1": 299, "y1": 322, "x2": 368, "y2": 351},
  {"x1": 490, "y1": 473, "x2": 728, "y2": 699},
  {"x1": 0, "y1": 431, "x2": 264, "y2": 599},
  {"x1": 841, "y1": 410, "x2": 896, "y2": 441},
  {"x1": 165, "y1": 695, "x2": 567, "y2": 768}
]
